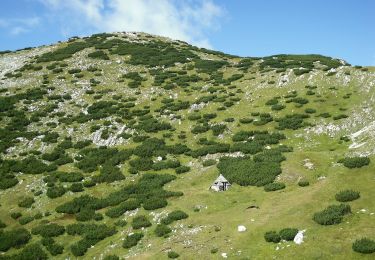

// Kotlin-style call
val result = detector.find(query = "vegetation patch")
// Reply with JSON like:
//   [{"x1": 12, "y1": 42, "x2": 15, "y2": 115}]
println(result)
[
  {"x1": 335, "y1": 190, "x2": 360, "y2": 202},
  {"x1": 313, "y1": 204, "x2": 351, "y2": 225}
]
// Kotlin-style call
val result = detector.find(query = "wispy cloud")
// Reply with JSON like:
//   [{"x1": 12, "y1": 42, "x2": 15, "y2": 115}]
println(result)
[
  {"x1": 39, "y1": 0, "x2": 224, "y2": 48},
  {"x1": 0, "y1": 17, "x2": 41, "y2": 35}
]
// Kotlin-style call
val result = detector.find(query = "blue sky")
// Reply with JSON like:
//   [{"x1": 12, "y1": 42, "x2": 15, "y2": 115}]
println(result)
[{"x1": 0, "y1": 0, "x2": 374, "y2": 65}]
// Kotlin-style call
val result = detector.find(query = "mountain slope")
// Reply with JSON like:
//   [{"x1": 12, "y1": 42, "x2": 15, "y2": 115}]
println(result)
[{"x1": 0, "y1": 32, "x2": 374, "y2": 259}]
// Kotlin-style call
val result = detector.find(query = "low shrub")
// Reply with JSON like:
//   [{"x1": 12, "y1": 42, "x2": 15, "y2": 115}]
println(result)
[
  {"x1": 264, "y1": 231, "x2": 281, "y2": 243},
  {"x1": 279, "y1": 228, "x2": 298, "y2": 241},
  {"x1": 352, "y1": 238, "x2": 375, "y2": 254},
  {"x1": 7, "y1": 243, "x2": 48, "y2": 259},
  {"x1": 41, "y1": 237, "x2": 64, "y2": 255},
  {"x1": 333, "y1": 114, "x2": 348, "y2": 120},
  {"x1": 47, "y1": 186, "x2": 66, "y2": 199},
  {"x1": 313, "y1": 204, "x2": 351, "y2": 225},
  {"x1": 155, "y1": 224, "x2": 172, "y2": 237},
  {"x1": 123, "y1": 232, "x2": 143, "y2": 248},
  {"x1": 175, "y1": 166, "x2": 190, "y2": 174},
  {"x1": 19, "y1": 215, "x2": 34, "y2": 225},
  {"x1": 335, "y1": 190, "x2": 360, "y2": 202},
  {"x1": 70, "y1": 183, "x2": 84, "y2": 192},
  {"x1": 18, "y1": 196, "x2": 35, "y2": 208},
  {"x1": 132, "y1": 215, "x2": 151, "y2": 229},
  {"x1": 264, "y1": 182, "x2": 285, "y2": 192},
  {"x1": 239, "y1": 118, "x2": 253, "y2": 124},
  {"x1": 271, "y1": 104, "x2": 286, "y2": 111},
  {"x1": 168, "y1": 251, "x2": 179, "y2": 258},
  {"x1": 161, "y1": 210, "x2": 188, "y2": 225},
  {"x1": 217, "y1": 157, "x2": 282, "y2": 186},
  {"x1": 105, "y1": 199, "x2": 141, "y2": 218},
  {"x1": 211, "y1": 248, "x2": 218, "y2": 254},
  {"x1": 305, "y1": 108, "x2": 316, "y2": 114},
  {"x1": 143, "y1": 198, "x2": 168, "y2": 210},
  {"x1": 32, "y1": 223, "x2": 65, "y2": 237},
  {"x1": 202, "y1": 159, "x2": 216, "y2": 167},
  {"x1": 0, "y1": 228, "x2": 31, "y2": 251},
  {"x1": 0, "y1": 220, "x2": 6, "y2": 228},
  {"x1": 298, "y1": 180, "x2": 310, "y2": 187},
  {"x1": 338, "y1": 157, "x2": 370, "y2": 168}
]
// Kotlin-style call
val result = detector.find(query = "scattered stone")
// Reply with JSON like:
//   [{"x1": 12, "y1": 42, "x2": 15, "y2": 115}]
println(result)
[
  {"x1": 237, "y1": 225, "x2": 246, "y2": 232},
  {"x1": 294, "y1": 230, "x2": 306, "y2": 245}
]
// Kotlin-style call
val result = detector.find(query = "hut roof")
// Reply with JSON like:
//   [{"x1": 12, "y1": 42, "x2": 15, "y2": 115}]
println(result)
[{"x1": 214, "y1": 174, "x2": 230, "y2": 184}]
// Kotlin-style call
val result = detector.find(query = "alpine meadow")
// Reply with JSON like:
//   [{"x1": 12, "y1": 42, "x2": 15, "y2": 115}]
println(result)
[{"x1": 0, "y1": 31, "x2": 374, "y2": 259}]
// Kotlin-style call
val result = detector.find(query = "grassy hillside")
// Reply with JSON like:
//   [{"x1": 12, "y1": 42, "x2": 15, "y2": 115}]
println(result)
[{"x1": 0, "y1": 32, "x2": 374, "y2": 259}]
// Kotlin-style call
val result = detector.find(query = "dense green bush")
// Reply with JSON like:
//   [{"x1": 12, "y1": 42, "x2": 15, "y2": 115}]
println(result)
[
  {"x1": 93, "y1": 163, "x2": 125, "y2": 183},
  {"x1": 298, "y1": 180, "x2": 310, "y2": 187},
  {"x1": 265, "y1": 98, "x2": 279, "y2": 106},
  {"x1": 190, "y1": 143, "x2": 230, "y2": 158},
  {"x1": 11, "y1": 156, "x2": 56, "y2": 174},
  {"x1": 352, "y1": 238, "x2": 375, "y2": 254},
  {"x1": 290, "y1": 97, "x2": 309, "y2": 105},
  {"x1": 264, "y1": 231, "x2": 281, "y2": 243},
  {"x1": 0, "y1": 228, "x2": 31, "y2": 251},
  {"x1": 70, "y1": 238, "x2": 95, "y2": 256},
  {"x1": 279, "y1": 228, "x2": 298, "y2": 241},
  {"x1": 230, "y1": 141, "x2": 263, "y2": 154},
  {"x1": 217, "y1": 157, "x2": 282, "y2": 186},
  {"x1": 305, "y1": 108, "x2": 316, "y2": 114},
  {"x1": 155, "y1": 224, "x2": 172, "y2": 237},
  {"x1": 276, "y1": 114, "x2": 309, "y2": 130},
  {"x1": 70, "y1": 183, "x2": 84, "y2": 192},
  {"x1": 68, "y1": 223, "x2": 116, "y2": 256},
  {"x1": 41, "y1": 237, "x2": 64, "y2": 255},
  {"x1": 161, "y1": 210, "x2": 188, "y2": 225},
  {"x1": 143, "y1": 198, "x2": 168, "y2": 210},
  {"x1": 194, "y1": 59, "x2": 228, "y2": 73},
  {"x1": 175, "y1": 166, "x2": 190, "y2": 174},
  {"x1": 202, "y1": 159, "x2": 216, "y2": 167},
  {"x1": 0, "y1": 220, "x2": 6, "y2": 229},
  {"x1": 105, "y1": 199, "x2": 140, "y2": 218},
  {"x1": 103, "y1": 255, "x2": 120, "y2": 260},
  {"x1": 338, "y1": 157, "x2": 370, "y2": 168},
  {"x1": 32, "y1": 223, "x2": 65, "y2": 237},
  {"x1": 132, "y1": 215, "x2": 152, "y2": 229},
  {"x1": 129, "y1": 157, "x2": 154, "y2": 171},
  {"x1": 5, "y1": 243, "x2": 48, "y2": 260},
  {"x1": 88, "y1": 50, "x2": 109, "y2": 60},
  {"x1": 37, "y1": 41, "x2": 88, "y2": 62},
  {"x1": 239, "y1": 118, "x2": 254, "y2": 124},
  {"x1": 313, "y1": 204, "x2": 351, "y2": 225},
  {"x1": 123, "y1": 232, "x2": 143, "y2": 248},
  {"x1": 271, "y1": 104, "x2": 286, "y2": 111},
  {"x1": 19, "y1": 215, "x2": 35, "y2": 225},
  {"x1": 10, "y1": 212, "x2": 22, "y2": 220},
  {"x1": 253, "y1": 113, "x2": 273, "y2": 126},
  {"x1": 264, "y1": 182, "x2": 285, "y2": 192},
  {"x1": 211, "y1": 124, "x2": 227, "y2": 136},
  {"x1": 168, "y1": 251, "x2": 180, "y2": 258},
  {"x1": 47, "y1": 186, "x2": 66, "y2": 199},
  {"x1": 152, "y1": 160, "x2": 180, "y2": 171},
  {"x1": 18, "y1": 196, "x2": 35, "y2": 208},
  {"x1": 333, "y1": 114, "x2": 348, "y2": 120},
  {"x1": 335, "y1": 190, "x2": 360, "y2": 202}
]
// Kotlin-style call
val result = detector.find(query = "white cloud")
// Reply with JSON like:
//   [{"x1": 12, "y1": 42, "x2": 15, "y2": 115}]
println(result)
[
  {"x1": 0, "y1": 17, "x2": 40, "y2": 35},
  {"x1": 39, "y1": 0, "x2": 224, "y2": 48},
  {"x1": 10, "y1": 26, "x2": 28, "y2": 36}
]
